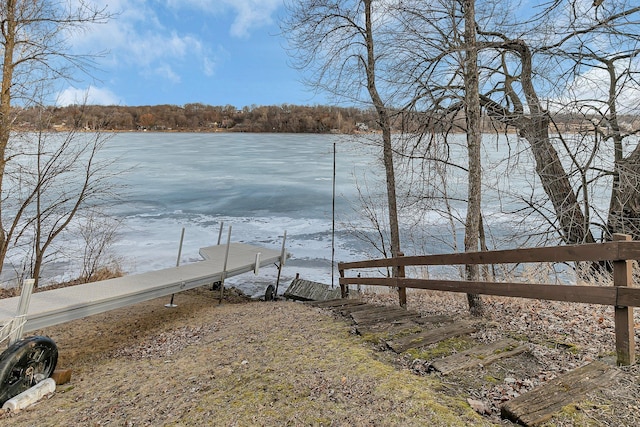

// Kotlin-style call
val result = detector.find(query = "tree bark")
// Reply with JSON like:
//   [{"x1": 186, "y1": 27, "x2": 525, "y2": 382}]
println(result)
[
  {"x1": 481, "y1": 39, "x2": 595, "y2": 245},
  {"x1": 0, "y1": 0, "x2": 17, "y2": 266},
  {"x1": 364, "y1": 0, "x2": 402, "y2": 270},
  {"x1": 603, "y1": 60, "x2": 640, "y2": 241},
  {"x1": 463, "y1": 0, "x2": 484, "y2": 316}
]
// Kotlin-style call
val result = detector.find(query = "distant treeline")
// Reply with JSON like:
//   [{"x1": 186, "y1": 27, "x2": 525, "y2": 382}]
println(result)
[
  {"x1": 14, "y1": 103, "x2": 637, "y2": 135},
  {"x1": 14, "y1": 103, "x2": 383, "y2": 133}
]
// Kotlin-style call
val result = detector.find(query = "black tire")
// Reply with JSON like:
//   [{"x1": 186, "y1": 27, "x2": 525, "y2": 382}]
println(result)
[
  {"x1": 0, "y1": 336, "x2": 58, "y2": 405},
  {"x1": 265, "y1": 284, "x2": 275, "y2": 301}
]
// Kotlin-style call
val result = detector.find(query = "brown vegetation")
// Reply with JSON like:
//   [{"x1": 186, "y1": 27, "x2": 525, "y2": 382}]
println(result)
[
  {"x1": 14, "y1": 104, "x2": 381, "y2": 134},
  {"x1": 14, "y1": 103, "x2": 630, "y2": 135}
]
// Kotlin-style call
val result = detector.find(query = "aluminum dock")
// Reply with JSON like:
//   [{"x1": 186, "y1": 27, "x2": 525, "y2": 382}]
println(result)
[{"x1": 0, "y1": 242, "x2": 285, "y2": 333}]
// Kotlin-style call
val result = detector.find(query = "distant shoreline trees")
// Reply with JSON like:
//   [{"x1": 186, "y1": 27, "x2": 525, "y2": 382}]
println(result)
[
  {"x1": 13, "y1": 104, "x2": 382, "y2": 134},
  {"x1": 13, "y1": 102, "x2": 638, "y2": 135}
]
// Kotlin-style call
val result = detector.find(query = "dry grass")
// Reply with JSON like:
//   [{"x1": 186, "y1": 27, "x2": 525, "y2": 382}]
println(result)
[{"x1": 0, "y1": 287, "x2": 491, "y2": 427}]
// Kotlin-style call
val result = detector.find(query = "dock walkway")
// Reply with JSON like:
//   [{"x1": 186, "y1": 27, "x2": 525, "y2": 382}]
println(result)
[{"x1": 0, "y1": 243, "x2": 283, "y2": 333}]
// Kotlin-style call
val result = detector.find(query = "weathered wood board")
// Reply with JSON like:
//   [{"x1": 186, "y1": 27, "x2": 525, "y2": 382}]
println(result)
[
  {"x1": 501, "y1": 360, "x2": 620, "y2": 426},
  {"x1": 351, "y1": 307, "x2": 416, "y2": 322},
  {"x1": 356, "y1": 314, "x2": 455, "y2": 336},
  {"x1": 352, "y1": 309, "x2": 422, "y2": 327},
  {"x1": 307, "y1": 299, "x2": 365, "y2": 309},
  {"x1": 346, "y1": 305, "x2": 396, "y2": 316},
  {"x1": 413, "y1": 314, "x2": 455, "y2": 326},
  {"x1": 386, "y1": 320, "x2": 479, "y2": 353},
  {"x1": 283, "y1": 279, "x2": 342, "y2": 301},
  {"x1": 357, "y1": 320, "x2": 423, "y2": 337},
  {"x1": 431, "y1": 338, "x2": 528, "y2": 375}
]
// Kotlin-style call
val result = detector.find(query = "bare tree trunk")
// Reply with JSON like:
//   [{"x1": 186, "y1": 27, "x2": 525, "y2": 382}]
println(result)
[
  {"x1": 481, "y1": 39, "x2": 595, "y2": 245},
  {"x1": 364, "y1": 0, "x2": 402, "y2": 270},
  {"x1": 521, "y1": 119, "x2": 595, "y2": 244},
  {"x1": 463, "y1": 0, "x2": 484, "y2": 316},
  {"x1": 0, "y1": 0, "x2": 17, "y2": 268},
  {"x1": 0, "y1": 0, "x2": 109, "y2": 281},
  {"x1": 602, "y1": 60, "x2": 640, "y2": 240},
  {"x1": 609, "y1": 145, "x2": 640, "y2": 240}
]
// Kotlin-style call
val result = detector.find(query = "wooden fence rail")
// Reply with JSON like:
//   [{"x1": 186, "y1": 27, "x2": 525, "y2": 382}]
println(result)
[{"x1": 338, "y1": 234, "x2": 638, "y2": 365}]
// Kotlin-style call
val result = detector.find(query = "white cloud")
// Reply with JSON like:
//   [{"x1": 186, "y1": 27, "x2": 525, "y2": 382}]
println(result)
[
  {"x1": 203, "y1": 56, "x2": 216, "y2": 76},
  {"x1": 562, "y1": 63, "x2": 640, "y2": 115},
  {"x1": 62, "y1": 0, "x2": 280, "y2": 98},
  {"x1": 153, "y1": 64, "x2": 181, "y2": 84},
  {"x1": 69, "y1": 1, "x2": 210, "y2": 72},
  {"x1": 56, "y1": 86, "x2": 122, "y2": 106},
  {"x1": 167, "y1": 0, "x2": 282, "y2": 38},
  {"x1": 224, "y1": 0, "x2": 281, "y2": 38}
]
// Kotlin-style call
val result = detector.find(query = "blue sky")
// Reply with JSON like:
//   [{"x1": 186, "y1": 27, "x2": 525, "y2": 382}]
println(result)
[{"x1": 57, "y1": 0, "x2": 324, "y2": 108}]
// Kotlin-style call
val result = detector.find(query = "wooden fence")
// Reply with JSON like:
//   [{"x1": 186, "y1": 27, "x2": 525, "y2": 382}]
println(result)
[{"x1": 338, "y1": 234, "x2": 640, "y2": 366}]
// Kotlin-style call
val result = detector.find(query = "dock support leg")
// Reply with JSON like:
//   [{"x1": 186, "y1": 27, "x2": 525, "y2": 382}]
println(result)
[
  {"x1": 219, "y1": 226, "x2": 232, "y2": 303},
  {"x1": 7, "y1": 279, "x2": 35, "y2": 345},
  {"x1": 274, "y1": 231, "x2": 287, "y2": 297}
]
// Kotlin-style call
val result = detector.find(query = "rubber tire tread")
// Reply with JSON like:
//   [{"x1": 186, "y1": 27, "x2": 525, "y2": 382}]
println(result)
[{"x1": 0, "y1": 336, "x2": 58, "y2": 405}]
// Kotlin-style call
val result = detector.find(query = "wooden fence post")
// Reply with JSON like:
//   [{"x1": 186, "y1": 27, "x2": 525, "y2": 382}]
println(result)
[
  {"x1": 613, "y1": 233, "x2": 635, "y2": 366},
  {"x1": 397, "y1": 252, "x2": 406, "y2": 308},
  {"x1": 339, "y1": 268, "x2": 348, "y2": 298}
]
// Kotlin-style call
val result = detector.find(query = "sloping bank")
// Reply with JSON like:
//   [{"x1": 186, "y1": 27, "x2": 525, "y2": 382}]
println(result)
[{"x1": 0, "y1": 287, "x2": 491, "y2": 426}]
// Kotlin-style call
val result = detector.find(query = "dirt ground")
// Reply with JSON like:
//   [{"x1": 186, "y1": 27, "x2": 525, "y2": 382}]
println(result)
[
  {"x1": 0, "y1": 286, "x2": 489, "y2": 427},
  {"x1": 1, "y1": 285, "x2": 639, "y2": 426}
]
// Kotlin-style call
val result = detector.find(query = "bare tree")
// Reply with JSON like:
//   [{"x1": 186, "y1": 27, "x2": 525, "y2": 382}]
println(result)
[
  {"x1": 0, "y1": 0, "x2": 109, "y2": 278},
  {"x1": 462, "y1": 0, "x2": 484, "y2": 315},
  {"x1": 5, "y1": 104, "x2": 121, "y2": 287},
  {"x1": 283, "y1": 0, "x2": 403, "y2": 275},
  {"x1": 390, "y1": 0, "x2": 640, "y2": 252},
  {"x1": 538, "y1": 3, "x2": 640, "y2": 241},
  {"x1": 76, "y1": 212, "x2": 122, "y2": 283}
]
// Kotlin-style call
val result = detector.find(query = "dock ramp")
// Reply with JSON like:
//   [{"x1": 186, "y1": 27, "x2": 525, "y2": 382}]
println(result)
[{"x1": 0, "y1": 243, "x2": 284, "y2": 333}]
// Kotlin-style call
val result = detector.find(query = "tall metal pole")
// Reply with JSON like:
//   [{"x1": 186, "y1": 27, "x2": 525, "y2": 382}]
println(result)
[
  {"x1": 332, "y1": 141, "x2": 336, "y2": 288},
  {"x1": 165, "y1": 227, "x2": 185, "y2": 308}
]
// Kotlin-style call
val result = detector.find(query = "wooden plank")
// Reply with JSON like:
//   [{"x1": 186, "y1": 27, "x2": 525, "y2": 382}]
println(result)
[
  {"x1": 306, "y1": 298, "x2": 364, "y2": 308},
  {"x1": 346, "y1": 305, "x2": 396, "y2": 315},
  {"x1": 501, "y1": 361, "x2": 620, "y2": 426},
  {"x1": 339, "y1": 277, "x2": 618, "y2": 306},
  {"x1": 352, "y1": 309, "x2": 421, "y2": 326},
  {"x1": 414, "y1": 314, "x2": 455, "y2": 325},
  {"x1": 356, "y1": 320, "x2": 423, "y2": 336},
  {"x1": 357, "y1": 311, "x2": 420, "y2": 326},
  {"x1": 338, "y1": 304, "x2": 389, "y2": 316},
  {"x1": 431, "y1": 339, "x2": 527, "y2": 375},
  {"x1": 351, "y1": 307, "x2": 410, "y2": 322},
  {"x1": 616, "y1": 287, "x2": 640, "y2": 307},
  {"x1": 283, "y1": 279, "x2": 341, "y2": 302},
  {"x1": 615, "y1": 240, "x2": 640, "y2": 261},
  {"x1": 386, "y1": 320, "x2": 479, "y2": 353},
  {"x1": 356, "y1": 314, "x2": 453, "y2": 336},
  {"x1": 338, "y1": 241, "x2": 625, "y2": 270}
]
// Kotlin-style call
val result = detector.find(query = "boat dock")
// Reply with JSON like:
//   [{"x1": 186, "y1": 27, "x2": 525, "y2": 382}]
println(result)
[{"x1": 0, "y1": 242, "x2": 285, "y2": 333}]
